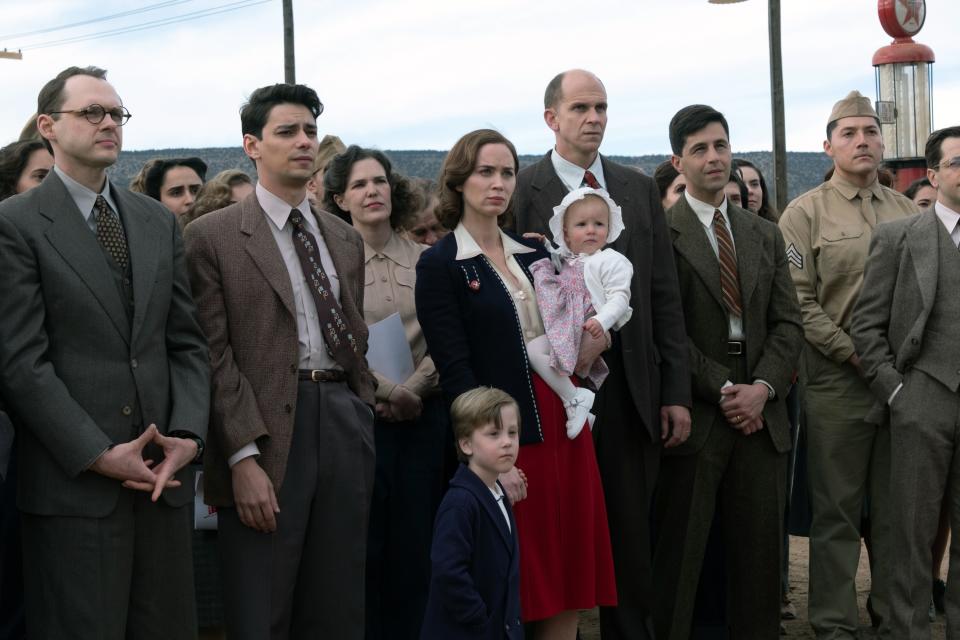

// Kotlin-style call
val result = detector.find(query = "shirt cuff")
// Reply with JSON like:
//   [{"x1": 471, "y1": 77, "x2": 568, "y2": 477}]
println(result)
[
  {"x1": 887, "y1": 382, "x2": 903, "y2": 406},
  {"x1": 228, "y1": 442, "x2": 260, "y2": 467},
  {"x1": 754, "y1": 379, "x2": 776, "y2": 399},
  {"x1": 719, "y1": 380, "x2": 733, "y2": 404}
]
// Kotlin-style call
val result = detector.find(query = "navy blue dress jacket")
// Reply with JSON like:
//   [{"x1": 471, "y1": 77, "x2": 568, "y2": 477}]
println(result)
[
  {"x1": 415, "y1": 229, "x2": 548, "y2": 445},
  {"x1": 420, "y1": 464, "x2": 522, "y2": 639}
]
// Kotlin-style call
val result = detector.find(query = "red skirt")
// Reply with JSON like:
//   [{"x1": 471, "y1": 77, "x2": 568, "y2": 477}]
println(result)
[{"x1": 512, "y1": 374, "x2": 617, "y2": 621}]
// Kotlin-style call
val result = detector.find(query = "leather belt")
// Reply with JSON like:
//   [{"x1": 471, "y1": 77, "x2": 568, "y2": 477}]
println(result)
[
  {"x1": 727, "y1": 341, "x2": 745, "y2": 356},
  {"x1": 298, "y1": 369, "x2": 347, "y2": 383}
]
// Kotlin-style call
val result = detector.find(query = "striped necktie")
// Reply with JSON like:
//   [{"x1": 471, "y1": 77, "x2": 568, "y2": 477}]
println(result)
[{"x1": 713, "y1": 209, "x2": 742, "y2": 317}]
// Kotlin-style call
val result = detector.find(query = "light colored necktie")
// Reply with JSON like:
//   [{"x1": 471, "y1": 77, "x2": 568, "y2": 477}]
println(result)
[
  {"x1": 712, "y1": 209, "x2": 742, "y2": 317},
  {"x1": 858, "y1": 188, "x2": 877, "y2": 227}
]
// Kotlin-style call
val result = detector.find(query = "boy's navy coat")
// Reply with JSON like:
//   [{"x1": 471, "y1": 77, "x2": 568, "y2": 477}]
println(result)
[{"x1": 420, "y1": 464, "x2": 522, "y2": 639}]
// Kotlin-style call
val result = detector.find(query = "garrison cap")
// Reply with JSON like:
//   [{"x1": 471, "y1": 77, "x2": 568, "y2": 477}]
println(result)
[
  {"x1": 314, "y1": 134, "x2": 346, "y2": 174},
  {"x1": 827, "y1": 91, "x2": 878, "y2": 126}
]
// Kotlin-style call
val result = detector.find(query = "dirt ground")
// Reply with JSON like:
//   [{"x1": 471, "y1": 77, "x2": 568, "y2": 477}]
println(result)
[{"x1": 577, "y1": 536, "x2": 948, "y2": 639}]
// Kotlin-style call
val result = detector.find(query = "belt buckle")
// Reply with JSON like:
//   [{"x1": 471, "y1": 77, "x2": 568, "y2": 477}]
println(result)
[
  {"x1": 310, "y1": 369, "x2": 324, "y2": 382},
  {"x1": 728, "y1": 341, "x2": 743, "y2": 355}
]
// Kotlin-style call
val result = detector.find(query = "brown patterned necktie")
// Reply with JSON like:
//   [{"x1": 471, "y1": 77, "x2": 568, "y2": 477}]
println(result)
[
  {"x1": 582, "y1": 170, "x2": 601, "y2": 189},
  {"x1": 288, "y1": 209, "x2": 361, "y2": 370},
  {"x1": 713, "y1": 209, "x2": 743, "y2": 317},
  {"x1": 94, "y1": 195, "x2": 128, "y2": 271}
]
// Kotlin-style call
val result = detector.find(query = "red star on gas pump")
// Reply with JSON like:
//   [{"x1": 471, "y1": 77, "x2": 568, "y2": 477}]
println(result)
[{"x1": 897, "y1": 0, "x2": 921, "y2": 28}]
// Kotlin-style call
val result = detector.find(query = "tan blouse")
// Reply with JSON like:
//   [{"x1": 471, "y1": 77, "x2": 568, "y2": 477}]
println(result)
[{"x1": 363, "y1": 231, "x2": 438, "y2": 401}]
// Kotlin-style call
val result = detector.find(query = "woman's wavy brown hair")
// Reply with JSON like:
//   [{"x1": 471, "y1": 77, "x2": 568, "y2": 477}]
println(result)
[{"x1": 437, "y1": 129, "x2": 519, "y2": 230}]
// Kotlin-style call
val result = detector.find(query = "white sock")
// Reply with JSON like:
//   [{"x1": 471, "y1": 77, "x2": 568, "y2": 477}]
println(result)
[{"x1": 527, "y1": 335, "x2": 577, "y2": 403}]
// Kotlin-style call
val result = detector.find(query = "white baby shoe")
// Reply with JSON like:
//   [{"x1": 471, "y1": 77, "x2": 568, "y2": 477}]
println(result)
[{"x1": 564, "y1": 388, "x2": 595, "y2": 440}]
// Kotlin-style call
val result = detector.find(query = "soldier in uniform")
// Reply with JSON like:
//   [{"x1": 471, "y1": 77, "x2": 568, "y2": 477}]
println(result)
[{"x1": 778, "y1": 91, "x2": 917, "y2": 639}]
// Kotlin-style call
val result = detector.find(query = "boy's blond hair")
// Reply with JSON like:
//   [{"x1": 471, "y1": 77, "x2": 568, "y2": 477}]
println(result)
[{"x1": 450, "y1": 387, "x2": 521, "y2": 462}]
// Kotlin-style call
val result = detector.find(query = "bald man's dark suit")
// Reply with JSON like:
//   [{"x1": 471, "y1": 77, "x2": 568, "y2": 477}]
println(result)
[
  {"x1": 652, "y1": 196, "x2": 802, "y2": 639},
  {"x1": 512, "y1": 151, "x2": 691, "y2": 639}
]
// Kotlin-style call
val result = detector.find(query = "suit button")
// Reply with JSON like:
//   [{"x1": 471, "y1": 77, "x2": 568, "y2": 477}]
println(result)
[
  {"x1": 380, "y1": 276, "x2": 387, "y2": 282},
  {"x1": 123, "y1": 277, "x2": 131, "y2": 285},
  {"x1": 130, "y1": 358, "x2": 138, "y2": 369},
  {"x1": 290, "y1": 364, "x2": 296, "y2": 374},
  {"x1": 121, "y1": 405, "x2": 132, "y2": 416},
  {"x1": 284, "y1": 404, "x2": 292, "y2": 413},
  {"x1": 911, "y1": 338, "x2": 919, "y2": 345}
]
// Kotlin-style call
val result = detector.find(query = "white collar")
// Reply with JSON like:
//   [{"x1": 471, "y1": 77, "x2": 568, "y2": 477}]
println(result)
[
  {"x1": 550, "y1": 149, "x2": 605, "y2": 192},
  {"x1": 934, "y1": 200, "x2": 960, "y2": 234},
  {"x1": 256, "y1": 182, "x2": 315, "y2": 233},
  {"x1": 684, "y1": 190, "x2": 729, "y2": 229},
  {"x1": 453, "y1": 223, "x2": 535, "y2": 261}
]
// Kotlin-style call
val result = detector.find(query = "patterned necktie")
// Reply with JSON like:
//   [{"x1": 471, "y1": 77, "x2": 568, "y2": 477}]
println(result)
[
  {"x1": 713, "y1": 209, "x2": 743, "y2": 317},
  {"x1": 858, "y1": 188, "x2": 877, "y2": 227},
  {"x1": 288, "y1": 209, "x2": 361, "y2": 370},
  {"x1": 582, "y1": 170, "x2": 601, "y2": 189},
  {"x1": 94, "y1": 195, "x2": 129, "y2": 271}
]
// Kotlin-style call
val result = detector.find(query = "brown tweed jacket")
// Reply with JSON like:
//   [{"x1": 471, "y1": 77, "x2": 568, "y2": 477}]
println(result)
[{"x1": 184, "y1": 192, "x2": 375, "y2": 506}]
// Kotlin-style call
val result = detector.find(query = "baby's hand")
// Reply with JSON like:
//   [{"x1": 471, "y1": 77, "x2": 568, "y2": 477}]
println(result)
[
  {"x1": 522, "y1": 232, "x2": 547, "y2": 244},
  {"x1": 583, "y1": 318, "x2": 603, "y2": 339}
]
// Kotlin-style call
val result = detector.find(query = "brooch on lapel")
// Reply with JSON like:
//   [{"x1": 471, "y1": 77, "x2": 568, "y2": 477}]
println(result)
[{"x1": 459, "y1": 264, "x2": 481, "y2": 292}]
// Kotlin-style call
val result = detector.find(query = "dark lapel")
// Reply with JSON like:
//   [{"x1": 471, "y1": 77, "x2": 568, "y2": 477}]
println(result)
[
  {"x1": 726, "y1": 204, "x2": 761, "y2": 307},
  {"x1": 240, "y1": 194, "x2": 295, "y2": 318},
  {"x1": 906, "y1": 209, "x2": 940, "y2": 311},
  {"x1": 39, "y1": 172, "x2": 131, "y2": 343},
  {"x1": 527, "y1": 152, "x2": 568, "y2": 233},
  {"x1": 600, "y1": 156, "x2": 634, "y2": 247},
  {"x1": 114, "y1": 187, "x2": 160, "y2": 345},
  {"x1": 453, "y1": 466, "x2": 515, "y2": 553},
  {"x1": 668, "y1": 196, "x2": 725, "y2": 311},
  {"x1": 313, "y1": 208, "x2": 362, "y2": 317}
]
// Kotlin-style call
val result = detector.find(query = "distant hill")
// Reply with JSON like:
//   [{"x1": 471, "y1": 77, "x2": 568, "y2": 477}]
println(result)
[{"x1": 110, "y1": 148, "x2": 834, "y2": 204}]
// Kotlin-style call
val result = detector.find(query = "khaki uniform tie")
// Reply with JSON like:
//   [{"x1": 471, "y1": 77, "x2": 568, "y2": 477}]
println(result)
[{"x1": 858, "y1": 188, "x2": 877, "y2": 228}]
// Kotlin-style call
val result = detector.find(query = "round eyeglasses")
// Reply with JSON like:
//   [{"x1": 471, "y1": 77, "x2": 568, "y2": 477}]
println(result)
[{"x1": 48, "y1": 104, "x2": 132, "y2": 126}]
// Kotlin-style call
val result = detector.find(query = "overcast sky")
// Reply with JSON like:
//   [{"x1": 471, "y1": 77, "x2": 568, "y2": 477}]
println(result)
[{"x1": 2, "y1": 0, "x2": 958, "y2": 155}]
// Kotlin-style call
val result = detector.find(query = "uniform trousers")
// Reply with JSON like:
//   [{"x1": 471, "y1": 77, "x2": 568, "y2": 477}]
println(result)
[{"x1": 804, "y1": 344, "x2": 892, "y2": 639}]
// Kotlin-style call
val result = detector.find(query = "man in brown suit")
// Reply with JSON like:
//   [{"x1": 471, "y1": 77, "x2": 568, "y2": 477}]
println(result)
[
  {"x1": 184, "y1": 83, "x2": 376, "y2": 640},
  {"x1": 652, "y1": 105, "x2": 803, "y2": 639}
]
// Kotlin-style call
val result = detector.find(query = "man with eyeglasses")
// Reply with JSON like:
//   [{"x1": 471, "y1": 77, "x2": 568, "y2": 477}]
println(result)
[
  {"x1": 852, "y1": 125, "x2": 960, "y2": 637},
  {"x1": 779, "y1": 91, "x2": 917, "y2": 639},
  {"x1": 0, "y1": 66, "x2": 209, "y2": 638}
]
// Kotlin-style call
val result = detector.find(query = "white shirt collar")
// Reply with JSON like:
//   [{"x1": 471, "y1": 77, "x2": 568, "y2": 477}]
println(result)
[
  {"x1": 550, "y1": 149, "x2": 605, "y2": 192},
  {"x1": 453, "y1": 223, "x2": 535, "y2": 261},
  {"x1": 935, "y1": 200, "x2": 960, "y2": 235},
  {"x1": 684, "y1": 190, "x2": 729, "y2": 229},
  {"x1": 256, "y1": 182, "x2": 316, "y2": 234}
]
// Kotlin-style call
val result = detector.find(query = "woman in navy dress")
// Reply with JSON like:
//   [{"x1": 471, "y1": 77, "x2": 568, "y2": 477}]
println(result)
[{"x1": 416, "y1": 129, "x2": 616, "y2": 639}]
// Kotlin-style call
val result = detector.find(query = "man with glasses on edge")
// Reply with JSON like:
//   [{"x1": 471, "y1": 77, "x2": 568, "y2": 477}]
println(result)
[
  {"x1": 0, "y1": 66, "x2": 210, "y2": 638},
  {"x1": 852, "y1": 125, "x2": 960, "y2": 637}
]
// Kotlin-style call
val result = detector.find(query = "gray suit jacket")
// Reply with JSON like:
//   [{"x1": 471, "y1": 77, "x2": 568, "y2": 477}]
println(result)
[
  {"x1": 851, "y1": 210, "x2": 949, "y2": 424},
  {"x1": 0, "y1": 172, "x2": 210, "y2": 516},
  {"x1": 184, "y1": 194, "x2": 375, "y2": 507},
  {"x1": 666, "y1": 196, "x2": 803, "y2": 455},
  {"x1": 512, "y1": 152, "x2": 691, "y2": 439}
]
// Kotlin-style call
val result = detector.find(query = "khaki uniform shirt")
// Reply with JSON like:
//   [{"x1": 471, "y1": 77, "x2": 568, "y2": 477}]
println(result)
[
  {"x1": 779, "y1": 173, "x2": 917, "y2": 363},
  {"x1": 363, "y1": 232, "x2": 438, "y2": 401}
]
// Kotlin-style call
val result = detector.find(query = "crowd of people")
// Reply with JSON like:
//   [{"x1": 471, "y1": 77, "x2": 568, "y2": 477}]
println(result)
[{"x1": 0, "y1": 63, "x2": 958, "y2": 640}]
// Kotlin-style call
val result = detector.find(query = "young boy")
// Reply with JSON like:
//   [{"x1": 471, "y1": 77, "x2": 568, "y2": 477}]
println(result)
[{"x1": 420, "y1": 387, "x2": 523, "y2": 640}]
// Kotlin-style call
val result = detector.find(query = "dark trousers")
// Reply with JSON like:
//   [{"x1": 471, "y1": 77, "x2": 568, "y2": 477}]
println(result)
[
  {"x1": 365, "y1": 396, "x2": 448, "y2": 640},
  {"x1": 219, "y1": 380, "x2": 375, "y2": 640},
  {"x1": 653, "y1": 355, "x2": 787, "y2": 640},
  {"x1": 21, "y1": 489, "x2": 196, "y2": 640},
  {"x1": 593, "y1": 343, "x2": 660, "y2": 640},
  {"x1": 0, "y1": 447, "x2": 24, "y2": 640}
]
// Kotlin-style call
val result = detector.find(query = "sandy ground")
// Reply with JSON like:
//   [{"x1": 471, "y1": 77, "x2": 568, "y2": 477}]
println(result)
[{"x1": 577, "y1": 536, "x2": 948, "y2": 639}]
